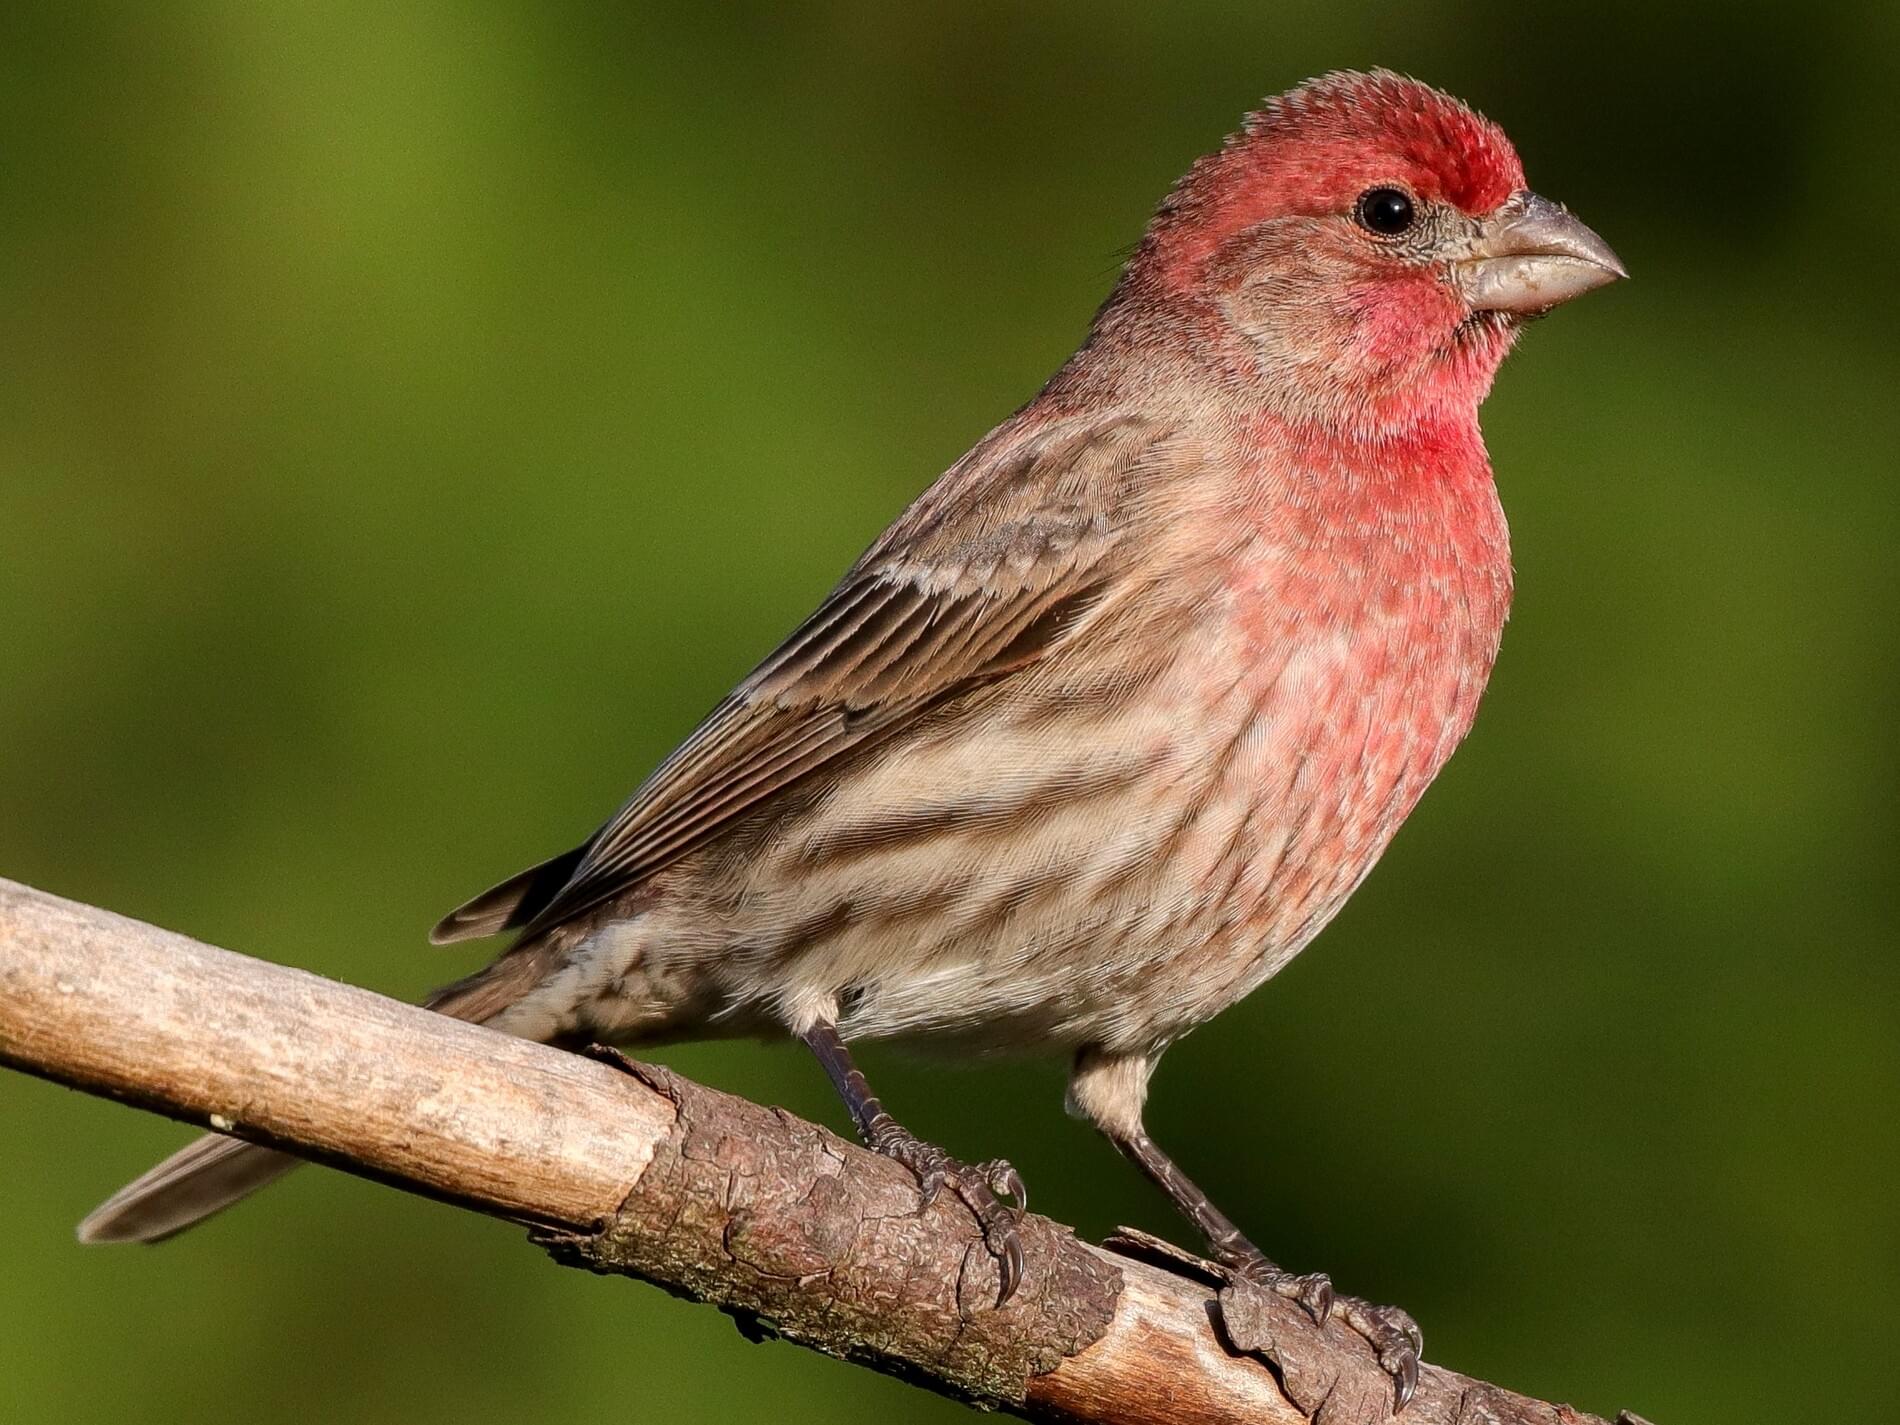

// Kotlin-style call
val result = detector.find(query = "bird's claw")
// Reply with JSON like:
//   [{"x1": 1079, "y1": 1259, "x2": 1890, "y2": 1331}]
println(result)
[
  {"x1": 913, "y1": 1160, "x2": 947, "y2": 1208},
  {"x1": 866, "y1": 1128, "x2": 1028, "y2": 1306},
  {"x1": 1236, "y1": 1258, "x2": 1335, "y2": 1325},
  {"x1": 1339, "y1": 1295, "x2": 1425, "y2": 1411},
  {"x1": 1233, "y1": 1256, "x2": 1421, "y2": 1412},
  {"x1": 985, "y1": 1159, "x2": 1029, "y2": 1214},
  {"x1": 1292, "y1": 1271, "x2": 1334, "y2": 1326}
]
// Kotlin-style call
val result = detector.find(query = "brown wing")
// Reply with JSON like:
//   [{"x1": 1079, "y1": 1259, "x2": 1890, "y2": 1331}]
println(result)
[{"x1": 431, "y1": 413, "x2": 1166, "y2": 944}]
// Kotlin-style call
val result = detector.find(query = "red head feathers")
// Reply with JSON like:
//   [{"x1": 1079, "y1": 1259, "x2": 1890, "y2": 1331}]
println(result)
[{"x1": 1145, "y1": 70, "x2": 1527, "y2": 282}]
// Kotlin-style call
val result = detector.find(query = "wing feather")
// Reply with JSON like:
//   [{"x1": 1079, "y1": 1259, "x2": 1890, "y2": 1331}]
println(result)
[{"x1": 444, "y1": 413, "x2": 1171, "y2": 941}]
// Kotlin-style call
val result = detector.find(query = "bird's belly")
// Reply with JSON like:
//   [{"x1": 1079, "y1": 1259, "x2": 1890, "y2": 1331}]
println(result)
[{"x1": 696, "y1": 600, "x2": 1494, "y2": 1055}]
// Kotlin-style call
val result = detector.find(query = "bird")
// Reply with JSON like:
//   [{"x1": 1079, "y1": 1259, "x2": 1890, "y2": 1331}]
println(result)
[{"x1": 78, "y1": 69, "x2": 1622, "y2": 1408}]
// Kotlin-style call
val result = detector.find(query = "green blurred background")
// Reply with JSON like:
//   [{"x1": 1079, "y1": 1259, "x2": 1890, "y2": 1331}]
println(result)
[{"x1": 3, "y1": 3, "x2": 1894, "y2": 1422}]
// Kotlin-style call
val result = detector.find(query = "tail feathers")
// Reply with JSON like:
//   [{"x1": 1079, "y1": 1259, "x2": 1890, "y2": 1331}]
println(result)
[
  {"x1": 429, "y1": 846, "x2": 585, "y2": 945},
  {"x1": 76, "y1": 1135, "x2": 300, "y2": 1245},
  {"x1": 78, "y1": 937, "x2": 564, "y2": 1245}
]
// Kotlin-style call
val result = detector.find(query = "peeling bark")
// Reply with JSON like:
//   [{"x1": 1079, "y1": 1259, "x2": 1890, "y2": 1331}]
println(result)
[{"x1": 536, "y1": 1061, "x2": 1119, "y2": 1408}]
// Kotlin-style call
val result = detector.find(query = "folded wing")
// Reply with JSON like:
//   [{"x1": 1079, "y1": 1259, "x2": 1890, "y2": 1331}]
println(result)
[{"x1": 432, "y1": 414, "x2": 1169, "y2": 944}]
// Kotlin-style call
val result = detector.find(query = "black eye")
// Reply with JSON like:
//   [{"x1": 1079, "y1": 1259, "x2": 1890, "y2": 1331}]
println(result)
[{"x1": 1355, "y1": 187, "x2": 1416, "y2": 236}]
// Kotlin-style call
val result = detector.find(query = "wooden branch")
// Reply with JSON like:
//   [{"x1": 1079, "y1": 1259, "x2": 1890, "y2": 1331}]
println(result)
[{"x1": 0, "y1": 878, "x2": 1646, "y2": 1425}]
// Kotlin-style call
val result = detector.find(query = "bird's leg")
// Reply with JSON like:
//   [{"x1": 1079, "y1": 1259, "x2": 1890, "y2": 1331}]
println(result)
[
  {"x1": 799, "y1": 1022, "x2": 1027, "y2": 1304},
  {"x1": 1107, "y1": 1123, "x2": 1423, "y2": 1410},
  {"x1": 1107, "y1": 1123, "x2": 1333, "y2": 1312}
]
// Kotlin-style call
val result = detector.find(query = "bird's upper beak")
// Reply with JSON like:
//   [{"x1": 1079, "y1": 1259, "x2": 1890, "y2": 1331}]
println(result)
[{"x1": 1456, "y1": 192, "x2": 1626, "y2": 316}]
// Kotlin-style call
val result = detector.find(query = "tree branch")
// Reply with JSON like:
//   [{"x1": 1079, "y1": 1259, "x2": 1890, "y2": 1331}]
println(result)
[{"x1": 0, "y1": 878, "x2": 1646, "y2": 1425}]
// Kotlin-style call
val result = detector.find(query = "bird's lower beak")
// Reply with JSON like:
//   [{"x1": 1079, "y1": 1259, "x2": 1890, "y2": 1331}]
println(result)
[{"x1": 1456, "y1": 192, "x2": 1626, "y2": 316}]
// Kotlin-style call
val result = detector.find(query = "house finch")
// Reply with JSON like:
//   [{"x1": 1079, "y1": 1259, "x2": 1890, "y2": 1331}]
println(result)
[{"x1": 80, "y1": 69, "x2": 1622, "y2": 1407}]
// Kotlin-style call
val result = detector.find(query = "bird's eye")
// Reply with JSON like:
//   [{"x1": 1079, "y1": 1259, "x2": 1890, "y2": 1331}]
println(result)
[{"x1": 1354, "y1": 187, "x2": 1416, "y2": 236}]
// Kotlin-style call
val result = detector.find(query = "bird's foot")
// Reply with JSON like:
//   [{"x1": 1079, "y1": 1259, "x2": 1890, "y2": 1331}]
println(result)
[
  {"x1": 1230, "y1": 1253, "x2": 1423, "y2": 1412},
  {"x1": 866, "y1": 1122, "x2": 1028, "y2": 1305}
]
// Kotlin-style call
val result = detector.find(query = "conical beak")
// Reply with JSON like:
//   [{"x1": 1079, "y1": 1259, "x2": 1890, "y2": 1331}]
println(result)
[{"x1": 1456, "y1": 191, "x2": 1626, "y2": 316}]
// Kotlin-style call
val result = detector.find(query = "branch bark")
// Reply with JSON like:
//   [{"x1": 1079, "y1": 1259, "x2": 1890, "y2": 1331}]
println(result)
[{"x1": 0, "y1": 878, "x2": 1645, "y2": 1425}]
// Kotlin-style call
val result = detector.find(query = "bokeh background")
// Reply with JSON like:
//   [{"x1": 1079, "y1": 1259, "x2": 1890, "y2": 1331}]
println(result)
[{"x1": 3, "y1": 3, "x2": 1895, "y2": 1422}]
